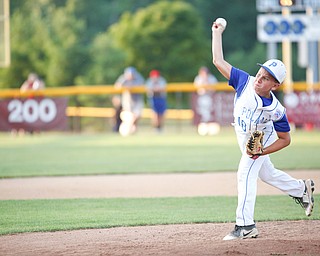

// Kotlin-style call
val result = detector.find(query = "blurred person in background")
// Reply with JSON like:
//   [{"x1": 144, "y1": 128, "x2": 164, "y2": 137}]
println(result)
[
  {"x1": 111, "y1": 95, "x2": 122, "y2": 133},
  {"x1": 20, "y1": 73, "x2": 45, "y2": 92},
  {"x1": 194, "y1": 66, "x2": 217, "y2": 95},
  {"x1": 14, "y1": 73, "x2": 45, "y2": 136},
  {"x1": 114, "y1": 67, "x2": 145, "y2": 136},
  {"x1": 146, "y1": 70, "x2": 167, "y2": 132},
  {"x1": 193, "y1": 66, "x2": 220, "y2": 136}
]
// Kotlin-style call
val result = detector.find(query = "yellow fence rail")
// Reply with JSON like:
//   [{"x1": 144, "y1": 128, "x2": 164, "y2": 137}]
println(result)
[
  {"x1": 0, "y1": 82, "x2": 319, "y2": 98},
  {"x1": 66, "y1": 107, "x2": 193, "y2": 119}
]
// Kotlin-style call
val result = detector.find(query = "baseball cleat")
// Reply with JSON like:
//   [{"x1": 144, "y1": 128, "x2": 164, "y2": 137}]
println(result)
[
  {"x1": 223, "y1": 224, "x2": 259, "y2": 241},
  {"x1": 292, "y1": 179, "x2": 315, "y2": 217}
]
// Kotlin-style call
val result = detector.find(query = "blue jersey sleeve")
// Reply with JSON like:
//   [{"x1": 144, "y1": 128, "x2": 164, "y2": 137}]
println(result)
[
  {"x1": 228, "y1": 67, "x2": 250, "y2": 98},
  {"x1": 273, "y1": 114, "x2": 290, "y2": 132}
]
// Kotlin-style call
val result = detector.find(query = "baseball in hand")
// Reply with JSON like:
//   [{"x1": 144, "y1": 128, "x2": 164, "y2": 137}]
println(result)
[{"x1": 215, "y1": 17, "x2": 227, "y2": 28}]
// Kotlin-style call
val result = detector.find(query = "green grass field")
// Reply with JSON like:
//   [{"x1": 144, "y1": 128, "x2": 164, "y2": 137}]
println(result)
[
  {"x1": 0, "y1": 128, "x2": 319, "y2": 178},
  {"x1": 1, "y1": 196, "x2": 319, "y2": 236},
  {"x1": 0, "y1": 128, "x2": 319, "y2": 235}
]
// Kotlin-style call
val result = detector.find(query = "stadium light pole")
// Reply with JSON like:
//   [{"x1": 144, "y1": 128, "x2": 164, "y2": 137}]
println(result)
[
  {"x1": 281, "y1": 6, "x2": 293, "y2": 93},
  {"x1": 306, "y1": 5, "x2": 320, "y2": 91},
  {"x1": 0, "y1": 0, "x2": 10, "y2": 67}
]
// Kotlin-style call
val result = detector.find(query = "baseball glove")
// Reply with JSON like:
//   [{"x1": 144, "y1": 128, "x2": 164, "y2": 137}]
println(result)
[{"x1": 246, "y1": 130, "x2": 264, "y2": 158}]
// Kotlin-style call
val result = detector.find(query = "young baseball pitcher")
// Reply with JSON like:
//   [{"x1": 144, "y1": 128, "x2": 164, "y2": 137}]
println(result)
[{"x1": 211, "y1": 18, "x2": 315, "y2": 240}]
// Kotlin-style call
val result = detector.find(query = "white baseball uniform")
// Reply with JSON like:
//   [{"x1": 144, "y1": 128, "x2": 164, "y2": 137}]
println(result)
[{"x1": 229, "y1": 67, "x2": 305, "y2": 226}]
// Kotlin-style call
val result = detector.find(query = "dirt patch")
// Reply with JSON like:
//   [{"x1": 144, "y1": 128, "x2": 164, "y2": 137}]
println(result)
[
  {"x1": 1, "y1": 170, "x2": 319, "y2": 200},
  {"x1": 0, "y1": 170, "x2": 319, "y2": 255},
  {"x1": 0, "y1": 221, "x2": 320, "y2": 256}
]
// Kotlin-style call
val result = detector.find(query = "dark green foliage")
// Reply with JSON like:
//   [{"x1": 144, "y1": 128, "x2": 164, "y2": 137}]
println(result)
[
  {"x1": 109, "y1": 1, "x2": 208, "y2": 81},
  {"x1": 0, "y1": 0, "x2": 306, "y2": 89}
]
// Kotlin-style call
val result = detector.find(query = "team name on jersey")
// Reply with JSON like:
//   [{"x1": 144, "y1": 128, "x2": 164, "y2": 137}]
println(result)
[{"x1": 234, "y1": 77, "x2": 284, "y2": 133}]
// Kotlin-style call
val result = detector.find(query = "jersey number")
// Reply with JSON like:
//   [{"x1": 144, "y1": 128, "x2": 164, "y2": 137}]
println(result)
[{"x1": 238, "y1": 116, "x2": 247, "y2": 132}]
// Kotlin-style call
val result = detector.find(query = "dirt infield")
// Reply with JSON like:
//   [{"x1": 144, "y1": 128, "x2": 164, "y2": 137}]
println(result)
[
  {"x1": 1, "y1": 170, "x2": 319, "y2": 200},
  {"x1": 0, "y1": 170, "x2": 319, "y2": 256},
  {"x1": 1, "y1": 220, "x2": 320, "y2": 256}
]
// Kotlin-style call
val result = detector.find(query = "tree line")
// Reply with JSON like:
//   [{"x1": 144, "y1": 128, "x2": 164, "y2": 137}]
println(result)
[{"x1": 0, "y1": 0, "x2": 304, "y2": 89}]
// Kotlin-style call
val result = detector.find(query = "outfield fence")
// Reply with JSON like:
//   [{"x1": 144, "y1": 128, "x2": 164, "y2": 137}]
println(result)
[
  {"x1": 0, "y1": 82, "x2": 320, "y2": 132},
  {"x1": 0, "y1": 82, "x2": 319, "y2": 99}
]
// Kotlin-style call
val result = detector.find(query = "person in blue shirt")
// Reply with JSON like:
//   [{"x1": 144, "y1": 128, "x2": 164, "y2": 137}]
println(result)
[
  {"x1": 211, "y1": 18, "x2": 315, "y2": 241},
  {"x1": 145, "y1": 70, "x2": 167, "y2": 132}
]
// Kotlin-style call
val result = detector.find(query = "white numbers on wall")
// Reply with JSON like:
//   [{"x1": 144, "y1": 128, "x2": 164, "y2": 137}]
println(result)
[{"x1": 8, "y1": 98, "x2": 57, "y2": 123}]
